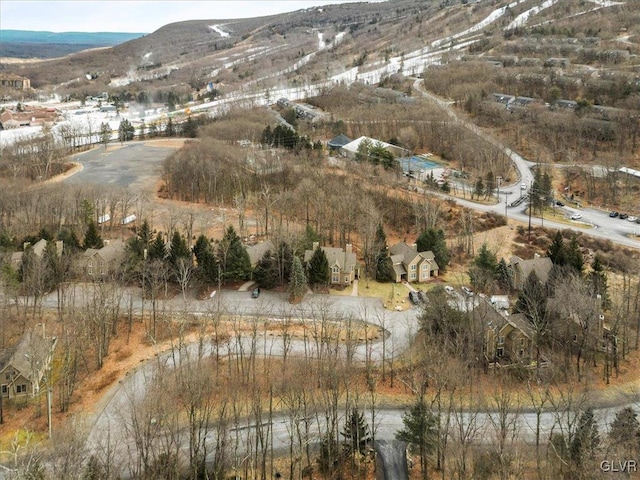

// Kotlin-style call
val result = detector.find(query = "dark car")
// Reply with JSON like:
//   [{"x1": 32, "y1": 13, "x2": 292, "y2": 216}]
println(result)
[
  {"x1": 408, "y1": 291, "x2": 421, "y2": 305},
  {"x1": 620, "y1": 213, "x2": 629, "y2": 220},
  {"x1": 555, "y1": 201, "x2": 565, "y2": 207},
  {"x1": 251, "y1": 287, "x2": 261, "y2": 298},
  {"x1": 609, "y1": 211, "x2": 619, "y2": 218}
]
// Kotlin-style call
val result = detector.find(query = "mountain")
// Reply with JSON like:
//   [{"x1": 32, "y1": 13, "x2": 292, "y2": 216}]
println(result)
[{"x1": 0, "y1": 29, "x2": 146, "y2": 59}]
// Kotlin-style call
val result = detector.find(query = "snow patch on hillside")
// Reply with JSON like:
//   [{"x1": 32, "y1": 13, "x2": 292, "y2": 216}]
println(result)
[{"x1": 208, "y1": 25, "x2": 230, "y2": 37}]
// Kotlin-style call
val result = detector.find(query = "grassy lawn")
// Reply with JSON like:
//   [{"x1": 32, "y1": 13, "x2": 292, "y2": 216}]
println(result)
[{"x1": 357, "y1": 278, "x2": 412, "y2": 311}]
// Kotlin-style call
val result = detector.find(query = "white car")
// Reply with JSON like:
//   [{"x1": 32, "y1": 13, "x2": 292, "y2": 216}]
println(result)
[
  {"x1": 461, "y1": 286, "x2": 473, "y2": 297},
  {"x1": 444, "y1": 285, "x2": 455, "y2": 295},
  {"x1": 520, "y1": 183, "x2": 527, "y2": 190},
  {"x1": 570, "y1": 213, "x2": 582, "y2": 220},
  {"x1": 628, "y1": 216, "x2": 638, "y2": 222}
]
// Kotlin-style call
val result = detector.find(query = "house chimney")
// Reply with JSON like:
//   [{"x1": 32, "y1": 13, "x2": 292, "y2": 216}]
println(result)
[
  {"x1": 312, "y1": 241, "x2": 319, "y2": 251},
  {"x1": 56, "y1": 240, "x2": 64, "y2": 256},
  {"x1": 411, "y1": 243, "x2": 417, "y2": 250},
  {"x1": 533, "y1": 253, "x2": 540, "y2": 259},
  {"x1": 346, "y1": 243, "x2": 352, "y2": 254}
]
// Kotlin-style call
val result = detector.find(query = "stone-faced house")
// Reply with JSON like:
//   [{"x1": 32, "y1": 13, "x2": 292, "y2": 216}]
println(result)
[
  {"x1": 484, "y1": 308, "x2": 536, "y2": 366},
  {"x1": 389, "y1": 242, "x2": 439, "y2": 283},
  {"x1": 509, "y1": 254, "x2": 553, "y2": 290},
  {"x1": 303, "y1": 242, "x2": 357, "y2": 286},
  {"x1": 82, "y1": 239, "x2": 127, "y2": 277},
  {"x1": 1, "y1": 331, "x2": 56, "y2": 400}
]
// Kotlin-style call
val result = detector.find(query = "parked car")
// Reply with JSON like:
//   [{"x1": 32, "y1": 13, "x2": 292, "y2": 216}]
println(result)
[
  {"x1": 609, "y1": 211, "x2": 619, "y2": 218},
  {"x1": 570, "y1": 213, "x2": 582, "y2": 220},
  {"x1": 408, "y1": 291, "x2": 421, "y2": 305},
  {"x1": 620, "y1": 213, "x2": 629, "y2": 220},
  {"x1": 444, "y1": 285, "x2": 455, "y2": 295},
  {"x1": 520, "y1": 183, "x2": 527, "y2": 190},
  {"x1": 251, "y1": 287, "x2": 261, "y2": 298},
  {"x1": 555, "y1": 201, "x2": 565, "y2": 207},
  {"x1": 461, "y1": 286, "x2": 473, "y2": 297},
  {"x1": 418, "y1": 291, "x2": 428, "y2": 303},
  {"x1": 628, "y1": 216, "x2": 638, "y2": 222}
]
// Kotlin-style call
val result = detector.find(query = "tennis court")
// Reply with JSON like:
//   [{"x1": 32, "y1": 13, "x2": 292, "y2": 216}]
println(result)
[{"x1": 398, "y1": 156, "x2": 439, "y2": 172}]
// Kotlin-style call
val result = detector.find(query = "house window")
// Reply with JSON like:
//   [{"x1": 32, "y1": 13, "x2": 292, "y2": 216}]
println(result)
[
  {"x1": 573, "y1": 334, "x2": 578, "y2": 343},
  {"x1": 332, "y1": 275, "x2": 339, "y2": 283},
  {"x1": 333, "y1": 266, "x2": 339, "y2": 273},
  {"x1": 520, "y1": 338, "x2": 525, "y2": 346},
  {"x1": 344, "y1": 276, "x2": 349, "y2": 283},
  {"x1": 410, "y1": 264, "x2": 417, "y2": 271},
  {"x1": 519, "y1": 349, "x2": 524, "y2": 357},
  {"x1": 422, "y1": 271, "x2": 429, "y2": 278},
  {"x1": 5, "y1": 373, "x2": 11, "y2": 381},
  {"x1": 498, "y1": 336, "x2": 505, "y2": 345},
  {"x1": 1, "y1": 385, "x2": 7, "y2": 395},
  {"x1": 497, "y1": 348, "x2": 504, "y2": 357},
  {"x1": 410, "y1": 273, "x2": 416, "y2": 280},
  {"x1": 16, "y1": 384, "x2": 27, "y2": 394},
  {"x1": 88, "y1": 261, "x2": 93, "y2": 275}
]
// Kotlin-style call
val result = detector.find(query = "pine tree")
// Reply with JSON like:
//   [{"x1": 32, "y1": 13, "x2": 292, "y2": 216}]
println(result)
[
  {"x1": 193, "y1": 234, "x2": 217, "y2": 283},
  {"x1": 253, "y1": 251, "x2": 278, "y2": 289},
  {"x1": 609, "y1": 407, "x2": 640, "y2": 454},
  {"x1": 288, "y1": 256, "x2": 307, "y2": 303},
  {"x1": 570, "y1": 407, "x2": 600, "y2": 467},
  {"x1": 168, "y1": 231, "x2": 190, "y2": 267},
  {"x1": 588, "y1": 255, "x2": 610, "y2": 309},
  {"x1": 165, "y1": 117, "x2": 175, "y2": 137},
  {"x1": 83, "y1": 221, "x2": 103, "y2": 249},
  {"x1": 99, "y1": 122, "x2": 111, "y2": 149},
  {"x1": 307, "y1": 247, "x2": 330, "y2": 287},
  {"x1": 566, "y1": 235, "x2": 584, "y2": 273},
  {"x1": 341, "y1": 406, "x2": 372, "y2": 455},
  {"x1": 148, "y1": 232, "x2": 166, "y2": 261},
  {"x1": 416, "y1": 228, "x2": 450, "y2": 272},
  {"x1": 547, "y1": 231, "x2": 566, "y2": 266},
  {"x1": 396, "y1": 399, "x2": 439, "y2": 479},
  {"x1": 373, "y1": 224, "x2": 394, "y2": 282},
  {"x1": 495, "y1": 257, "x2": 513, "y2": 292},
  {"x1": 118, "y1": 119, "x2": 134, "y2": 143},
  {"x1": 473, "y1": 177, "x2": 485, "y2": 200},
  {"x1": 217, "y1": 226, "x2": 251, "y2": 283},
  {"x1": 469, "y1": 242, "x2": 498, "y2": 290}
]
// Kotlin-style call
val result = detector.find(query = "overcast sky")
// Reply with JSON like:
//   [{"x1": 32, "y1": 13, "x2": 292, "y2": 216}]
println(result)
[{"x1": 1, "y1": 0, "x2": 385, "y2": 33}]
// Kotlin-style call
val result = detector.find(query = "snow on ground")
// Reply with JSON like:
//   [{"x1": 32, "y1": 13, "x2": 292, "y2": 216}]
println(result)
[
  {"x1": 208, "y1": 24, "x2": 230, "y2": 37},
  {"x1": 318, "y1": 32, "x2": 325, "y2": 50},
  {"x1": 506, "y1": 0, "x2": 559, "y2": 30}
]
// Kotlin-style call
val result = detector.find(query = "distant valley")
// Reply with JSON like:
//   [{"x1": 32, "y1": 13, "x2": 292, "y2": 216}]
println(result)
[{"x1": 0, "y1": 29, "x2": 146, "y2": 58}]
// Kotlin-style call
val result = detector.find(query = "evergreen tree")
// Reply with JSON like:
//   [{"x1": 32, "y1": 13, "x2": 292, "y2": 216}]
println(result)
[
  {"x1": 566, "y1": 235, "x2": 584, "y2": 273},
  {"x1": 416, "y1": 228, "x2": 450, "y2": 272},
  {"x1": 300, "y1": 224, "x2": 322, "y2": 252},
  {"x1": 138, "y1": 120, "x2": 145, "y2": 140},
  {"x1": 168, "y1": 230, "x2": 190, "y2": 267},
  {"x1": 82, "y1": 221, "x2": 103, "y2": 250},
  {"x1": 193, "y1": 234, "x2": 217, "y2": 283},
  {"x1": 57, "y1": 228, "x2": 80, "y2": 252},
  {"x1": 148, "y1": 232, "x2": 166, "y2": 261},
  {"x1": 473, "y1": 177, "x2": 485, "y2": 199},
  {"x1": 341, "y1": 407, "x2": 372, "y2": 455},
  {"x1": 373, "y1": 223, "x2": 394, "y2": 282},
  {"x1": 547, "y1": 231, "x2": 566, "y2": 266},
  {"x1": 99, "y1": 122, "x2": 111, "y2": 148},
  {"x1": 117, "y1": 119, "x2": 134, "y2": 143},
  {"x1": 182, "y1": 116, "x2": 197, "y2": 138},
  {"x1": 515, "y1": 270, "x2": 547, "y2": 322},
  {"x1": 588, "y1": 255, "x2": 610, "y2": 309},
  {"x1": 609, "y1": 407, "x2": 640, "y2": 454},
  {"x1": 217, "y1": 226, "x2": 251, "y2": 283},
  {"x1": 288, "y1": 256, "x2": 307, "y2": 303},
  {"x1": 307, "y1": 247, "x2": 330, "y2": 287},
  {"x1": 570, "y1": 407, "x2": 600, "y2": 467},
  {"x1": 253, "y1": 251, "x2": 278, "y2": 289},
  {"x1": 165, "y1": 117, "x2": 175, "y2": 137},
  {"x1": 396, "y1": 399, "x2": 439, "y2": 479},
  {"x1": 495, "y1": 257, "x2": 513, "y2": 292},
  {"x1": 149, "y1": 122, "x2": 158, "y2": 138},
  {"x1": 469, "y1": 242, "x2": 498, "y2": 291}
]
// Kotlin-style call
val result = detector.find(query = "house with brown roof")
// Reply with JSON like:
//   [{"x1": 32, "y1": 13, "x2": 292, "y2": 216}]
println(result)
[
  {"x1": 303, "y1": 242, "x2": 357, "y2": 286},
  {"x1": 247, "y1": 240, "x2": 275, "y2": 269},
  {"x1": 82, "y1": 239, "x2": 126, "y2": 277},
  {"x1": 389, "y1": 242, "x2": 439, "y2": 283},
  {"x1": 0, "y1": 73, "x2": 31, "y2": 90},
  {"x1": 509, "y1": 254, "x2": 553, "y2": 290},
  {"x1": 480, "y1": 299, "x2": 538, "y2": 367},
  {"x1": 1, "y1": 331, "x2": 56, "y2": 400}
]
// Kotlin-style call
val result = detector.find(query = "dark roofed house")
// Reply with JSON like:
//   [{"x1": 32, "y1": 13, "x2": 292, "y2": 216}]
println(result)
[
  {"x1": 1, "y1": 330, "x2": 57, "y2": 399},
  {"x1": 485, "y1": 309, "x2": 537, "y2": 366},
  {"x1": 509, "y1": 254, "x2": 553, "y2": 290},
  {"x1": 556, "y1": 99, "x2": 577, "y2": 110},
  {"x1": 491, "y1": 93, "x2": 515, "y2": 105},
  {"x1": 247, "y1": 240, "x2": 275, "y2": 269},
  {"x1": 82, "y1": 239, "x2": 126, "y2": 277},
  {"x1": 327, "y1": 134, "x2": 352, "y2": 152},
  {"x1": 389, "y1": 242, "x2": 439, "y2": 283},
  {"x1": 303, "y1": 242, "x2": 358, "y2": 286}
]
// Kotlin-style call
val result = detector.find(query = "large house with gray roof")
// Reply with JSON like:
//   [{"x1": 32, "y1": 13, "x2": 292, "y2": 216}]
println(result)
[
  {"x1": 389, "y1": 242, "x2": 439, "y2": 283},
  {"x1": 82, "y1": 239, "x2": 127, "y2": 277},
  {"x1": 509, "y1": 254, "x2": 553, "y2": 290},
  {"x1": 304, "y1": 242, "x2": 357, "y2": 286}
]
